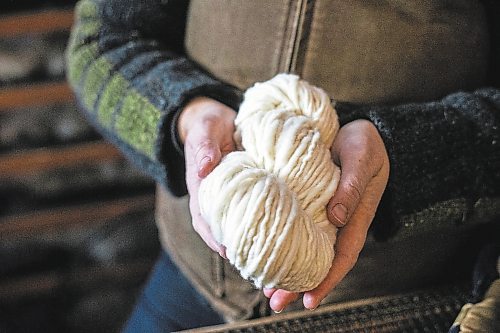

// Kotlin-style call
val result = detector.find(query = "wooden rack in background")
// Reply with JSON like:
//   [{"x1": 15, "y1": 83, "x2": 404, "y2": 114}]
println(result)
[
  {"x1": 0, "y1": 6, "x2": 155, "y2": 230},
  {"x1": 0, "y1": 6, "x2": 156, "y2": 305}
]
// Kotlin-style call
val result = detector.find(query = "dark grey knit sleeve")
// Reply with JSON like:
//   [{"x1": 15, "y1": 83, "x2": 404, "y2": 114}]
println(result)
[{"x1": 336, "y1": 88, "x2": 500, "y2": 239}]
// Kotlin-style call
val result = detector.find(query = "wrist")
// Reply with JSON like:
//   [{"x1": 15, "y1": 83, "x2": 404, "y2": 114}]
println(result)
[{"x1": 178, "y1": 97, "x2": 210, "y2": 143}]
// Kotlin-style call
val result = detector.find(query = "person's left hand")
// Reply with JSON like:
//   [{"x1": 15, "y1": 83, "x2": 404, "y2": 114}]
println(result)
[{"x1": 264, "y1": 119, "x2": 390, "y2": 312}]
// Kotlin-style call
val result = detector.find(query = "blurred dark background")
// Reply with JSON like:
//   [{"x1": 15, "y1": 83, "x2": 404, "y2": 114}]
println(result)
[{"x1": 0, "y1": 2, "x2": 160, "y2": 332}]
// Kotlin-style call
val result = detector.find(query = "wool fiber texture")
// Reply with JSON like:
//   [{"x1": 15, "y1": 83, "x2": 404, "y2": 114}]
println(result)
[{"x1": 199, "y1": 74, "x2": 340, "y2": 292}]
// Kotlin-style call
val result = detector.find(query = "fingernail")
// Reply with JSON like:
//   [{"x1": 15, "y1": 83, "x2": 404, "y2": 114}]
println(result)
[
  {"x1": 308, "y1": 305, "x2": 318, "y2": 311},
  {"x1": 332, "y1": 203, "x2": 348, "y2": 225},
  {"x1": 218, "y1": 250, "x2": 227, "y2": 260},
  {"x1": 273, "y1": 308, "x2": 284, "y2": 314}
]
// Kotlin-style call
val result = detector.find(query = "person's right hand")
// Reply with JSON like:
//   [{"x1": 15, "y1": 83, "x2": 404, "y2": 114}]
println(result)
[{"x1": 178, "y1": 97, "x2": 237, "y2": 258}]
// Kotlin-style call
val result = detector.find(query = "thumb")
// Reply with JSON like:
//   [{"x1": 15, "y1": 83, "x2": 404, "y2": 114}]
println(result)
[
  {"x1": 327, "y1": 170, "x2": 368, "y2": 227},
  {"x1": 192, "y1": 139, "x2": 222, "y2": 178}
]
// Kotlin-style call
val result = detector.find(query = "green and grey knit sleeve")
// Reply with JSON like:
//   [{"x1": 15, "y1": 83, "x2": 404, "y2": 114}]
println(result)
[{"x1": 66, "y1": 0, "x2": 242, "y2": 196}]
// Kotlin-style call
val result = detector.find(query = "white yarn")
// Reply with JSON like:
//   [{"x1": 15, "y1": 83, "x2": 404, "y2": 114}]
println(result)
[{"x1": 199, "y1": 74, "x2": 340, "y2": 292}]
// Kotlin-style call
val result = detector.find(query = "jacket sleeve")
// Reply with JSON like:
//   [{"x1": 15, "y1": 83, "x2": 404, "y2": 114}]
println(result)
[
  {"x1": 336, "y1": 88, "x2": 500, "y2": 240},
  {"x1": 66, "y1": 0, "x2": 242, "y2": 197}
]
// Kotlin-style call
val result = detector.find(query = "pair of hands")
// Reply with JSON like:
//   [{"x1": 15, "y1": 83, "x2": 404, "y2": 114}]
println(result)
[{"x1": 178, "y1": 97, "x2": 389, "y2": 312}]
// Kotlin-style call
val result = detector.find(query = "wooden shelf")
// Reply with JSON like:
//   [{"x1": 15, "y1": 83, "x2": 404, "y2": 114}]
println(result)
[
  {"x1": 0, "y1": 194, "x2": 155, "y2": 237},
  {"x1": 0, "y1": 81, "x2": 74, "y2": 110},
  {"x1": 0, "y1": 8, "x2": 74, "y2": 38},
  {"x1": 0, "y1": 141, "x2": 123, "y2": 177}
]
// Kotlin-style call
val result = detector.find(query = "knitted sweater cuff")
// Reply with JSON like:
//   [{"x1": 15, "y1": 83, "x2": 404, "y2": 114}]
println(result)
[{"x1": 336, "y1": 88, "x2": 500, "y2": 239}]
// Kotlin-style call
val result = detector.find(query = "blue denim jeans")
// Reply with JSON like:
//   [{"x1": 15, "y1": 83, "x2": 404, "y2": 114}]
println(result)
[{"x1": 122, "y1": 251, "x2": 225, "y2": 332}]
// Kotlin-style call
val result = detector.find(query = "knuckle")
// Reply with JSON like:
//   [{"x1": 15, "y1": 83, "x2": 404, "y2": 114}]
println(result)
[
  {"x1": 196, "y1": 140, "x2": 216, "y2": 155},
  {"x1": 350, "y1": 138, "x2": 370, "y2": 155},
  {"x1": 344, "y1": 177, "x2": 362, "y2": 202}
]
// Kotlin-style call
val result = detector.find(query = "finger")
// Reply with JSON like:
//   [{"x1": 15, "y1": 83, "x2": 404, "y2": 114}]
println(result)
[
  {"x1": 191, "y1": 212, "x2": 225, "y2": 255},
  {"x1": 304, "y1": 207, "x2": 369, "y2": 309},
  {"x1": 183, "y1": 120, "x2": 231, "y2": 258},
  {"x1": 328, "y1": 120, "x2": 387, "y2": 227},
  {"x1": 193, "y1": 139, "x2": 222, "y2": 178},
  {"x1": 187, "y1": 191, "x2": 227, "y2": 258},
  {"x1": 263, "y1": 288, "x2": 276, "y2": 298},
  {"x1": 218, "y1": 245, "x2": 227, "y2": 260},
  {"x1": 269, "y1": 290, "x2": 299, "y2": 313},
  {"x1": 327, "y1": 154, "x2": 370, "y2": 227},
  {"x1": 302, "y1": 251, "x2": 356, "y2": 309}
]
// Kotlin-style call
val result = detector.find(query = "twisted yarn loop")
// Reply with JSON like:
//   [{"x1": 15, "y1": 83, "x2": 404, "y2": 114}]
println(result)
[{"x1": 199, "y1": 74, "x2": 340, "y2": 291}]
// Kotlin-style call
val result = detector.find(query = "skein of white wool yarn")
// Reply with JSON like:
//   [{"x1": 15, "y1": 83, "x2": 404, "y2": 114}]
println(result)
[{"x1": 198, "y1": 74, "x2": 341, "y2": 292}]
